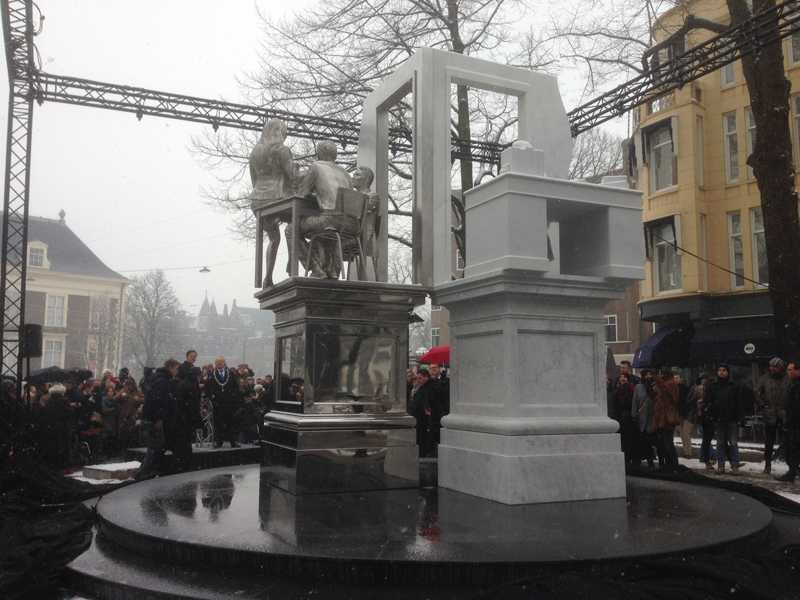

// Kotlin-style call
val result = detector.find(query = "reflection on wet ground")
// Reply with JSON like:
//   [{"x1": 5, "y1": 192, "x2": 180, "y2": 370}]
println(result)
[{"x1": 100, "y1": 464, "x2": 772, "y2": 565}]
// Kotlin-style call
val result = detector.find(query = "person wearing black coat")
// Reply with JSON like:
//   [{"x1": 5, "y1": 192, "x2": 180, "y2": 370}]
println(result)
[
  {"x1": 706, "y1": 365, "x2": 745, "y2": 474},
  {"x1": 777, "y1": 361, "x2": 800, "y2": 482},
  {"x1": 206, "y1": 357, "x2": 242, "y2": 448},
  {"x1": 136, "y1": 359, "x2": 180, "y2": 480},
  {"x1": 171, "y1": 363, "x2": 202, "y2": 472},
  {"x1": 409, "y1": 368, "x2": 442, "y2": 458}
]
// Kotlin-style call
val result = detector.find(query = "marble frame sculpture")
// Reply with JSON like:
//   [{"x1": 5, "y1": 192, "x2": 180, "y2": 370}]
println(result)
[{"x1": 357, "y1": 47, "x2": 574, "y2": 288}]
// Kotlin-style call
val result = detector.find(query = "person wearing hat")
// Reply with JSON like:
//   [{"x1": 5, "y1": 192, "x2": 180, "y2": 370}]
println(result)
[
  {"x1": 756, "y1": 356, "x2": 790, "y2": 474},
  {"x1": 631, "y1": 368, "x2": 657, "y2": 469},
  {"x1": 706, "y1": 364, "x2": 746, "y2": 474}
]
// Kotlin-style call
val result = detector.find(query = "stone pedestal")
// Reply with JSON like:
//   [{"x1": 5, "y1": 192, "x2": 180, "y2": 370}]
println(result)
[
  {"x1": 436, "y1": 143, "x2": 644, "y2": 505},
  {"x1": 256, "y1": 278, "x2": 427, "y2": 494}
]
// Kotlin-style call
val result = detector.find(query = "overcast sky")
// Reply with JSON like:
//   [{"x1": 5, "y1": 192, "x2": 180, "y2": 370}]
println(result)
[{"x1": 0, "y1": 0, "x2": 625, "y2": 314}]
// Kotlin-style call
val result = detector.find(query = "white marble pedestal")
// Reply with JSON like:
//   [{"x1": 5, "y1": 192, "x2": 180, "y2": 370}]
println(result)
[{"x1": 436, "y1": 271, "x2": 628, "y2": 504}]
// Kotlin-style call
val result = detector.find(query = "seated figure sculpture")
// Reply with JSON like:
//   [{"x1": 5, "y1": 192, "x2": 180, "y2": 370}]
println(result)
[
  {"x1": 249, "y1": 119, "x2": 295, "y2": 287},
  {"x1": 290, "y1": 140, "x2": 360, "y2": 279}
]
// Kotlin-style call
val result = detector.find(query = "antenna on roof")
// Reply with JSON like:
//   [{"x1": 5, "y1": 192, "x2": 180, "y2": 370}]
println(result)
[{"x1": 58, "y1": 209, "x2": 65, "y2": 224}]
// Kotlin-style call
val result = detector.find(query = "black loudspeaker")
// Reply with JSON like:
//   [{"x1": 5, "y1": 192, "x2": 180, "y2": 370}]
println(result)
[{"x1": 22, "y1": 323, "x2": 43, "y2": 358}]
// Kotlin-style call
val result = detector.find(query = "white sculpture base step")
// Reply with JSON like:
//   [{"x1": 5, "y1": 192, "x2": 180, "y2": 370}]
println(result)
[{"x1": 438, "y1": 428, "x2": 626, "y2": 505}]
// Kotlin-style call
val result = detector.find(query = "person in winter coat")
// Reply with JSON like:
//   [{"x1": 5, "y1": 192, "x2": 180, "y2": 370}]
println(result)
[
  {"x1": 756, "y1": 357, "x2": 790, "y2": 474},
  {"x1": 674, "y1": 373, "x2": 694, "y2": 458},
  {"x1": 135, "y1": 359, "x2": 180, "y2": 480},
  {"x1": 652, "y1": 375, "x2": 681, "y2": 469},
  {"x1": 776, "y1": 361, "x2": 800, "y2": 483},
  {"x1": 631, "y1": 369, "x2": 657, "y2": 469},
  {"x1": 39, "y1": 384, "x2": 72, "y2": 470},
  {"x1": 206, "y1": 357, "x2": 242, "y2": 448},
  {"x1": 171, "y1": 362, "x2": 202, "y2": 472},
  {"x1": 690, "y1": 375, "x2": 715, "y2": 470},
  {"x1": 612, "y1": 374, "x2": 636, "y2": 466},
  {"x1": 116, "y1": 378, "x2": 143, "y2": 450},
  {"x1": 706, "y1": 364, "x2": 745, "y2": 474},
  {"x1": 409, "y1": 368, "x2": 442, "y2": 458},
  {"x1": 100, "y1": 382, "x2": 119, "y2": 456}
]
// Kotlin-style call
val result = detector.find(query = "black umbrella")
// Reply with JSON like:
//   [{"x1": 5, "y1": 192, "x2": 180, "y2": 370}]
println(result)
[{"x1": 26, "y1": 366, "x2": 93, "y2": 385}]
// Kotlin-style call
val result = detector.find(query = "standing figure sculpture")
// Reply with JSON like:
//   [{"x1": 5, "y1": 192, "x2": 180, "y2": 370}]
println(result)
[
  {"x1": 352, "y1": 165, "x2": 380, "y2": 280},
  {"x1": 250, "y1": 119, "x2": 294, "y2": 288}
]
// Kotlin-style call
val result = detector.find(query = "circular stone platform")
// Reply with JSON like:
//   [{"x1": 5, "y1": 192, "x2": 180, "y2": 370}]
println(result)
[{"x1": 91, "y1": 464, "x2": 773, "y2": 586}]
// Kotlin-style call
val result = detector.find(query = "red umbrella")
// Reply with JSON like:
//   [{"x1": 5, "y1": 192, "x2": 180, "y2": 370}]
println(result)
[{"x1": 419, "y1": 345, "x2": 450, "y2": 365}]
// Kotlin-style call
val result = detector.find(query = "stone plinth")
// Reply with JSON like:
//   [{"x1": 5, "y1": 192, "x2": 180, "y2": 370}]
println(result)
[
  {"x1": 436, "y1": 144, "x2": 644, "y2": 505},
  {"x1": 256, "y1": 278, "x2": 427, "y2": 494}
]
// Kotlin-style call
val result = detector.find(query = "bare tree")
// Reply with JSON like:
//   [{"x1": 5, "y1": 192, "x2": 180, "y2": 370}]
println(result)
[
  {"x1": 569, "y1": 128, "x2": 625, "y2": 180},
  {"x1": 86, "y1": 296, "x2": 120, "y2": 373},
  {"x1": 193, "y1": 0, "x2": 541, "y2": 262},
  {"x1": 552, "y1": 0, "x2": 800, "y2": 355},
  {"x1": 123, "y1": 270, "x2": 182, "y2": 369}
]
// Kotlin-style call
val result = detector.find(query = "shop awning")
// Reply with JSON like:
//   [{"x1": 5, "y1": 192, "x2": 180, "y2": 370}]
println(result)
[
  {"x1": 632, "y1": 326, "x2": 692, "y2": 369},
  {"x1": 689, "y1": 317, "x2": 775, "y2": 365}
]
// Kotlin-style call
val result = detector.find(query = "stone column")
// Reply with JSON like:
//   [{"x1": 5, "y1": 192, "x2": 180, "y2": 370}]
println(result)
[{"x1": 435, "y1": 143, "x2": 644, "y2": 505}]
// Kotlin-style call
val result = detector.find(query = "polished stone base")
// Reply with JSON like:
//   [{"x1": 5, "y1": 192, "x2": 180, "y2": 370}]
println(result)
[
  {"x1": 65, "y1": 463, "x2": 774, "y2": 598},
  {"x1": 263, "y1": 412, "x2": 419, "y2": 494},
  {"x1": 257, "y1": 278, "x2": 426, "y2": 494},
  {"x1": 438, "y1": 428, "x2": 626, "y2": 504}
]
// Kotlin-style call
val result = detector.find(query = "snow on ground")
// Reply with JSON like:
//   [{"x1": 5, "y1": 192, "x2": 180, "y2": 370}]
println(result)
[
  {"x1": 66, "y1": 460, "x2": 140, "y2": 484},
  {"x1": 80, "y1": 461, "x2": 140, "y2": 472},
  {"x1": 677, "y1": 455, "x2": 800, "y2": 503}
]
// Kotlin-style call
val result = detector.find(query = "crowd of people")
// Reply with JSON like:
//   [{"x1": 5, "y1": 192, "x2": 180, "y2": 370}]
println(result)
[
  {"x1": 608, "y1": 358, "x2": 800, "y2": 481},
  {"x1": 15, "y1": 351, "x2": 276, "y2": 478}
]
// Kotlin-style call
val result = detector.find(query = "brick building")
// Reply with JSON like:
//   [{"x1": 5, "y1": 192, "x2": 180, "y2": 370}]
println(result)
[{"x1": 23, "y1": 212, "x2": 128, "y2": 373}]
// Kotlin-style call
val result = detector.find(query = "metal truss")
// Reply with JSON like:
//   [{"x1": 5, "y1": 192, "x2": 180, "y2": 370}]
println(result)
[
  {"x1": 0, "y1": 0, "x2": 34, "y2": 382},
  {"x1": 567, "y1": 0, "x2": 800, "y2": 136},
  {"x1": 32, "y1": 71, "x2": 508, "y2": 164}
]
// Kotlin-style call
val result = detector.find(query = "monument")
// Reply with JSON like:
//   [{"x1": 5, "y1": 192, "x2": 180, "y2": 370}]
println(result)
[
  {"x1": 252, "y1": 135, "x2": 425, "y2": 494},
  {"x1": 64, "y1": 49, "x2": 779, "y2": 599}
]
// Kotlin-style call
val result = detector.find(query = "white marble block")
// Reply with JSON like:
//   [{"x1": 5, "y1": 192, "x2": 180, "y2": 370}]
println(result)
[{"x1": 435, "y1": 157, "x2": 644, "y2": 505}]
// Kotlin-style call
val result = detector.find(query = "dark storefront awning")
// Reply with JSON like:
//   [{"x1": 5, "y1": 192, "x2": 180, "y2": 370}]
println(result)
[
  {"x1": 689, "y1": 317, "x2": 776, "y2": 366},
  {"x1": 633, "y1": 326, "x2": 692, "y2": 369}
]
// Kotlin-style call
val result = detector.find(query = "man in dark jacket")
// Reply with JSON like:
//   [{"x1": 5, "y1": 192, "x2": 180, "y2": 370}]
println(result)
[
  {"x1": 409, "y1": 368, "x2": 442, "y2": 457},
  {"x1": 135, "y1": 359, "x2": 180, "y2": 480},
  {"x1": 706, "y1": 364, "x2": 745, "y2": 474},
  {"x1": 776, "y1": 361, "x2": 800, "y2": 482},
  {"x1": 206, "y1": 356, "x2": 242, "y2": 448},
  {"x1": 171, "y1": 362, "x2": 202, "y2": 472}
]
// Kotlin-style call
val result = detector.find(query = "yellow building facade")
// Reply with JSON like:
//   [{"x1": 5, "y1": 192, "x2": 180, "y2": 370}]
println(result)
[{"x1": 633, "y1": 1, "x2": 800, "y2": 366}]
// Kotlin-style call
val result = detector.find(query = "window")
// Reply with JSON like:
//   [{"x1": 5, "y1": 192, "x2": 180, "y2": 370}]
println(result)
[
  {"x1": 649, "y1": 125, "x2": 677, "y2": 192},
  {"x1": 699, "y1": 214, "x2": 709, "y2": 289},
  {"x1": 792, "y1": 31, "x2": 800, "y2": 65},
  {"x1": 651, "y1": 220, "x2": 682, "y2": 292},
  {"x1": 794, "y1": 96, "x2": 800, "y2": 164},
  {"x1": 722, "y1": 62, "x2": 736, "y2": 86},
  {"x1": 29, "y1": 247, "x2": 44, "y2": 267},
  {"x1": 695, "y1": 116, "x2": 704, "y2": 187},
  {"x1": 431, "y1": 327, "x2": 441, "y2": 347},
  {"x1": 745, "y1": 107, "x2": 756, "y2": 179},
  {"x1": 604, "y1": 315, "x2": 618, "y2": 343},
  {"x1": 723, "y1": 111, "x2": 739, "y2": 183},
  {"x1": 43, "y1": 339, "x2": 64, "y2": 368},
  {"x1": 45, "y1": 295, "x2": 66, "y2": 327},
  {"x1": 751, "y1": 207, "x2": 769, "y2": 286},
  {"x1": 728, "y1": 212, "x2": 745, "y2": 288}
]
